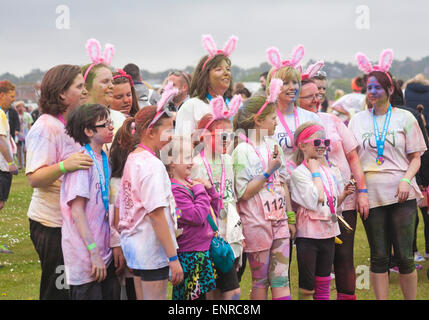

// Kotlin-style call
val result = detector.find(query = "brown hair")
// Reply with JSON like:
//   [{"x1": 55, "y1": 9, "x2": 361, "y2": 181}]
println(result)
[
  {"x1": 38, "y1": 64, "x2": 82, "y2": 116},
  {"x1": 189, "y1": 54, "x2": 233, "y2": 102},
  {"x1": 112, "y1": 72, "x2": 140, "y2": 117},
  {"x1": 0, "y1": 80, "x2": 16, "y2": 93}
]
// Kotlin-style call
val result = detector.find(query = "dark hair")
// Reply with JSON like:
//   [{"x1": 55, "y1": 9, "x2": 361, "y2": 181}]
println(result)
[
  {"x1": 0, "y1": 80, "x2": 16, "y2": 93},
  {"x1": 234, "y1": 87, "x2": 251, "y2": 98},
  {"x1": 123, "y1": 63, "x2": 142, "y2": 83},
  {"x1": 39, "y1": 65, "x2": 82, "y2": 116},
  {"x1": 110, "y1": 128, "x2": 130, "y2": 178},
  {"x1": 367, "y1": 71, "x2": 393, "y2": 96},
  {"x1": 112, "y1": 72, "x2": 140, "y2": 117},
  {"x1": 189, "y1": 54, "x2": 233, "y2": 102},
  {"x1": 390, "y1": 78, "x2": 404, "y2": 106},
  {"x1": 233, "y1": 96, "x2": 274, "y2": 137},
  {"x1": 260, "y1": 71, "x2": 268, "y2": 79},
  {"x1": 65, "y1": 104, "x2": 110, "y2": 145}
]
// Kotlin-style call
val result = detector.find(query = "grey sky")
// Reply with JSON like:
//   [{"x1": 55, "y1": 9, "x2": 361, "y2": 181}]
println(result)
[{"x1": 1, "y1": 0, "x2": 428, "y2": 76}]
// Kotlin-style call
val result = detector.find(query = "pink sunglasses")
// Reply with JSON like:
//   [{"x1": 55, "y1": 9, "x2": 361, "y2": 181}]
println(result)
[{"x1": 302, "y1": 138, "x2": 330, "y2": 147}]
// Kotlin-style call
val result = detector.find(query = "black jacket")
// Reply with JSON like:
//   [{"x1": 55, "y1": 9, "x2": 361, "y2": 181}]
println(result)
[
  {"x1": 404, "y1": 82, "x2": 429, "y2": 131},
  {"x1": 5, "y1": 107, "x2": 20, "y2": 140}
]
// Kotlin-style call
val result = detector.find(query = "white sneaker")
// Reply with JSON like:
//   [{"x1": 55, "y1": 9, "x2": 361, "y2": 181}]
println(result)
[{"x1": 414, "y1": 252, "x2": 425, "y2": 262}]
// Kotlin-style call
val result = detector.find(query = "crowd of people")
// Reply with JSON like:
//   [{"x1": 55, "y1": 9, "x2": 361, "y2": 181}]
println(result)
[{"x1": 1, "y1": 36, "x2": 429, "y2": 301}]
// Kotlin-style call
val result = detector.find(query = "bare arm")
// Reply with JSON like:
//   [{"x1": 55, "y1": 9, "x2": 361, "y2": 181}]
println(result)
[
  {"x1": 397, "y1": 152, "x2": 421, "y2": 203},
  {"x1": 346, "y1": 149, "x2": 369, "y2": 219}
]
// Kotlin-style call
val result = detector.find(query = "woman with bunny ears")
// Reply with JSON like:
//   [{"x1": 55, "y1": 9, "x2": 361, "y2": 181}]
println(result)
[
  {"x1": 349, "y1": 49, "x2": 426, "y2": 300},
  {"x1": 232, "y1": 83, "x2": 296, "y2": 300},
  {"x1": 116, "y1": 82, "x2": 184, "y2": 300},
  {"x1": 264, "y1": 45, "x2": 322, "y2": 176},
  {"x1": 191, "y1": 94, "x2": 245, "y2": 300},
  {"x1": 82, "y1": 39, "x2": 126, "y2": 134},
  {"x1": 175, "y1": 35, "x2": 237, "y2": 137},
  {"x1": 299, "y1": 66, "x2": 369, "y2": 299}
]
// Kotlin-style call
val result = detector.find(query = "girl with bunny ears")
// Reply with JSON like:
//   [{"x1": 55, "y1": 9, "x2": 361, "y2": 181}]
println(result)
[
  {"x1": 190, "y1": 94, "x2": 245, "y2": 300},
  {"x1": 116, "y1": 82, "x2": 184, "y2": 300},
  {"x1": 232, "y1": 86, "x2": 296, "y2": 300},
  {"x1": 175, "y1": 35, "x2": 238, "y2": 137},
  {"x1": 265, "y1": 45, "x2": 322, "y2": 177},
  {"x1": 349, "y1": 49, "x2": 426, "y2": 300},
  {"x1": 82, "y1": 39, "x2": 126, "y2": 134},
  {"x1": 299, "y1": 65, "x2": 369, "y2": 299}
]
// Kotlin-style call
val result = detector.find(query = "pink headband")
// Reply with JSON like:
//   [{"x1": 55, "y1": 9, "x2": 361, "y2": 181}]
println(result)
[
  {"x1": 256, "y1": 78, "x2": 283, "y2": 116},
  {"x1": 201, "y1": 94, "x2": 242, "y2": 137},
  {"x1": 147, "y1": 81, "x2": 178, "y2": 130},
  {"x1": 201, "y1": 35, "x2": 238, "y2": 71},
  {"x1": 355, "y1": 49, "x2": 394, "y2": 86},
  {"x1": 298, "y1": 61, "x2": 324, "y2": 81},
  {"x1": 83, "y1": 38, "x2": 115, "y2": 82},
  {"x1": 296, "y1": 125, "x2": 324, "y2": 145},
  {"x1": 113, "y1": 69, "x2": 134, "y2": 87},
  {"x1": 266, "y1": 45, "x2": 305, "y2": 80}
]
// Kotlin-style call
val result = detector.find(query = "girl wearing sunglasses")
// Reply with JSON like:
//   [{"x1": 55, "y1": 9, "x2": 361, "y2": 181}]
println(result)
[
  {"x1": 290, "y1": 122, "x2": 355, "y2": 300},
  {"x1": 300, "y1": 78, "x2": 368, "y2": 300}
]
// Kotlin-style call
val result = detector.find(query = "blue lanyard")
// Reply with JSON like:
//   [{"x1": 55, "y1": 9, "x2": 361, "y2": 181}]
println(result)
[
  {"x1": 372, "y1": 104, "x2": 392, "y2": 165},
  {"x1": 206, "y1": 93, "x2": 231, "y2": 106},
  {"x1": 84, "y1": 144, "x2": 109, "y2": 215}
]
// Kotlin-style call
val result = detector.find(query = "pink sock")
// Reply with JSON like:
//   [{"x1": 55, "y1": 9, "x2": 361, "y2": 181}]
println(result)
[
  {"x1": 273, "y1": 295, "x2": 292, "y2": 300},
  {"x1": 313, "y1": 276, "x2": 331, "y2": 300},
  {"x1": 337, "y1": 293, "x2": 356, "y2": 300}
]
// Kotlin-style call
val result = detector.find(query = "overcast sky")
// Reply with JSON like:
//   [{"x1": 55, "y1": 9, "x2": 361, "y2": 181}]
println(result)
[{"x1": 1, "y1": 0, "x2": 428, "y2": 76}]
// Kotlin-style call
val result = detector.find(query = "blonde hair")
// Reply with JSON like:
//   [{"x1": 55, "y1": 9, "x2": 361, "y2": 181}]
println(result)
[
  {"x1": 292, "y1": 121, "x2": 325, "y2": 165},
  {"x1": 233, "y1": 95, "x2": 275, "y2": 137},
  {"x1": 266, "y1": 66, "x2": 301, "y2": 106},
  {"x1": 164, "y1": 135, "x2": 193, "y2": 177}
]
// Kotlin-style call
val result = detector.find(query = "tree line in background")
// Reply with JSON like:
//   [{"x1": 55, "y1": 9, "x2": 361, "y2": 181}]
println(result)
[{"x1": 3, "y1": 55, "x2": 429, "y2": 100}]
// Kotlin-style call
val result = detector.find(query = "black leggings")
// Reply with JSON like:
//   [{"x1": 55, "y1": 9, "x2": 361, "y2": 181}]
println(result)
[
  {"x1": 413, "y1": 207, "x2": 429, "y2": 254},
  {"x1": 333, "y1": 210, "x2": 357, "y2": 296},
  {"x1": 363, "y1": 200, "x2": 417, "y2": 274}
]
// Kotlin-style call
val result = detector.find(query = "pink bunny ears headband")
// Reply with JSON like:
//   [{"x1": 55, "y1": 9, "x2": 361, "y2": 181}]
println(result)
[
  {"x1": 113, "y1": 69, "x2": 134, "y2": 87},
  {"x1": 256, "y1": 78, "x2": 283, "y2": 116},
  {"x1": 147, "y1": 81, "x2": 178, "y2": 130},
  {"x1": 201, "y1": 35, "x2": 238, "y2": 71},
  {"x1": 266, "y1": 45, "x2": 305, "y2": 80},
  {"x1": 83, "y1": 38, "x2": 115, "y2": 82},
  {"x1": 201, "y1": 95, "x2": 242, "y2": 136},
  {"x1": 355, "y1": 49, "x2": 394, "y2": 85},
  {"x1": 298, "y1": 61, "x2": 324, "y2": 81}
]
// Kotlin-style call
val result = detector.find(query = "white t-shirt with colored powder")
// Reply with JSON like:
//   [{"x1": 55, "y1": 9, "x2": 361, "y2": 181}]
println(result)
[
  {"x1": 0, "y1": 109, "x2": 12, "y2": 172},
  {"x1": 175, "y1": 97, "x2": 211, "y2": 136},
  {"x1": 232, "y1": 137, "x2": 290, "y2": 253},
  {"x1": 26, "y1": 114, "x2": 81, "y2": 228},
  {"x1": 348, "y1": 108, "x2": 427, "y2": 209},
  {"x1": 60, "y1": 148, "x2": 112, "y2": 285},
  {"x1": 117, "y1": 150, "x2": 178, "y2": 270},
  {"x1": 290, "y1": 163, "x2": 342, "y2": 239}
]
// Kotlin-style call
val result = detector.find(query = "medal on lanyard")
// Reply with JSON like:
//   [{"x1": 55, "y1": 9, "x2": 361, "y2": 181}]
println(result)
[
  {"x1": 276, "y1": 106, "x2": 299, "y2": 151},
  {"x1": 84, "y1": 144, "x2": 109, "y2": 220},
  {"x1": 372, "y1": 104, "x2": 392, "y2": 165},
  {"x1": 201, "y1": 150, "x2": 226, "y2": 209}
]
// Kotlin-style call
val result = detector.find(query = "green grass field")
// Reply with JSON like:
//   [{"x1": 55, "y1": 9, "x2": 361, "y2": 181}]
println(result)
[{"x1": 1, "y1": 173, "x2": 428, "y2": 300}]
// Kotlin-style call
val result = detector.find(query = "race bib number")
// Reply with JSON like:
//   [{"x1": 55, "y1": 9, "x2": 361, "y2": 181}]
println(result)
[{"x1": 260, "y1": 182, "x2": 286, "y2": 221}]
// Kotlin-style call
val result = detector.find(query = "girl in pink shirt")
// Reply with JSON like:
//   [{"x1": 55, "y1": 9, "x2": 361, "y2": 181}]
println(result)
[
  {"x1": 290, "y1": 122, "x2": 354, "y2": 300},
  {"x1": 117, "y1": 90, "x2": 184, "y2": 300}
]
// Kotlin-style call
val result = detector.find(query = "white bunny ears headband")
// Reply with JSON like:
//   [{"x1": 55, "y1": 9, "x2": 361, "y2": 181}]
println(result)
[
  {"x1": 298, "y1": 61, "x2": 325, "y2": 81},
  {"x1": 355, "y1": 49, "x2": 394, "y2": 84},
  {"x1": 266, "y1": 45, "x2": 305, "y2": 79},
  {"x1": 201, "y1": 35, "x2": 238, "y2": 71},
  {"x1": 147, "y1": 81, "x2": 179, "y2": 129},
  {"x1": 83, "y1": 38, "x2": 115, "y2": 82},
  {"x1": 256, "y1": 78, "x2": 283, "y2": 116},
  {"x1": 201, "y1": 94, "x2": 242, "y2": 136}
]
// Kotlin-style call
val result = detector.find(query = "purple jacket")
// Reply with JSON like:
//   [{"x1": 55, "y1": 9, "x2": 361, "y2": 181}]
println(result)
[{"x1": 170, "y1": 179, "x2": 220, "y2": 252}]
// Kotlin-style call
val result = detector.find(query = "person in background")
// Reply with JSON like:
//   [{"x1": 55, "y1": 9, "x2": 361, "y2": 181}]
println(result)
[
  {"x1": 331, "y1": 76, "x2": 366, "y2": 124},
  {"x1": 123, "y1": 63, "x2": 160, "y2": 108},
  {"x1": 404, "y1": 74, "x2": 429, "y2": 133},
  {"x1": 0, "y1": 81, "x2": 19, "y2": 152},
  {"x1": 234, "y1": 87, "x2": 251, "y2": 102},
  {"x1": 167, "y1": 71, "x2": 191, "y2": 111},
  {"x1": 15, "y1": 101, "x2": 33, "y2": 170},
  {"x1": 252, "y1": 72, "x2": 268, "y2": 97},
  {"x1": 313, "y1": 70, "x2": 328, "y2": 112}
]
